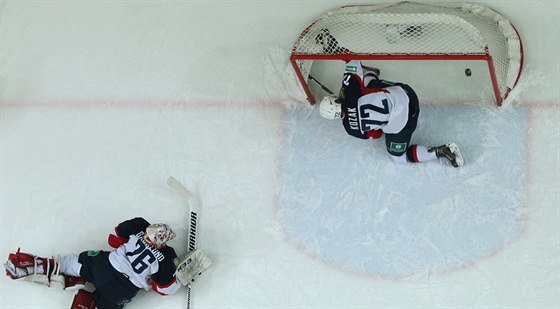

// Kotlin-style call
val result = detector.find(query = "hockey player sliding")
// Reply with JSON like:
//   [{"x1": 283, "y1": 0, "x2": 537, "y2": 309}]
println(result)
[
  {"x1": 317, "y1": 29, "x2": 464, "y2": 167},
  {"x1": 4, "y1": 217, "x2": 201, "y2": 309}
]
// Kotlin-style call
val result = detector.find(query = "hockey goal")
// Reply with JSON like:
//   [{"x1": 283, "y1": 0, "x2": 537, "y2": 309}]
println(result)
[{"x1": 290, "y1": 2, "x2": 523, "y2": 106}]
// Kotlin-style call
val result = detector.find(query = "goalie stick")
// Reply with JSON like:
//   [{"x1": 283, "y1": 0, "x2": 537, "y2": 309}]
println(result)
[
  {"x1": 167, "y1": 176, "x2": 193, "y2": 202},
  {"x1": 167, "y1": 176, "x2": 198, "y2": 309}
]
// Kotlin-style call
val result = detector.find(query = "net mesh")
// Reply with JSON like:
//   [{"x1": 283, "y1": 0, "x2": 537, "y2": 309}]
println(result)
[{"x1": 291, "y1": 2, "x2": 522, "y2": 104}]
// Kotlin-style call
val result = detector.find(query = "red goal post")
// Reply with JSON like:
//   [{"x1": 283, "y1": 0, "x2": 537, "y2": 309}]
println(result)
[{"x1": 290, "y1": 2, "x2": 523, "y2": 106}]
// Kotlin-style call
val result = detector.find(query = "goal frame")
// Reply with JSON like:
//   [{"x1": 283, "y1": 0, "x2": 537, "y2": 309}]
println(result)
[{"x1": 290, "y1": 2, "x2": 524, "y2": 106}]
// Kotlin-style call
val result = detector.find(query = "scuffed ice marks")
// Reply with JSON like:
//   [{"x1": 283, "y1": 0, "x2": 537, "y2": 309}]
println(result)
[
  {"x1": 264, "y1": 46, "x2": 308, "y2": 106},
  {"x1": 278, "y1": 104, "x2": 528, "y2": 278}
]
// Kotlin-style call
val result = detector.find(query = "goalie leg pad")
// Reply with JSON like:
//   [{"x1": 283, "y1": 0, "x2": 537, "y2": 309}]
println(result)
[
  {"x1": 70, "y1": 289, "x2": 97, "y2": 309},
  {"x1": 64, "y1": 276, "x2": 88, "y2": 291},
  {"x1": 4, "y1": 248, "x2": 63, "y2": 288},
  {"x1": 5, "y1": 249, "x2": 42, "y2": 278},
  {"x1": 175, "y1": 249, "x2": 212, "y2": 285}
]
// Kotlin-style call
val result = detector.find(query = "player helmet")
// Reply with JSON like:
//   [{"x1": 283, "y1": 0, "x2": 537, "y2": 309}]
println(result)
[
  {"x1": 145, "y1": 223, "x2": 176, "y2": 248},
  {"x1": 319, "y1": 95, "x2": 342, "y2": 119}
]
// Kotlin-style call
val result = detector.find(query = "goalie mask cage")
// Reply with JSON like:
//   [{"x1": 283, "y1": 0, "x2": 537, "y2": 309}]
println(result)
[{"x1": 290, "y1": 1, "x2": 523, "y2": 106}]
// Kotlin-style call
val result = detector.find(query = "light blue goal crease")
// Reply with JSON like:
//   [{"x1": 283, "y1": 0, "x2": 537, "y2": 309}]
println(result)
[{"x1": 278, "y1": 105, "x2": 527, "y2": 277}]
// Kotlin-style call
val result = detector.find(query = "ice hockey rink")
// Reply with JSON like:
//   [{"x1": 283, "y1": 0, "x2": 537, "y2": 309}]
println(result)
[{"x1": 1, "y1": 1, "x2": 558, "y2": 308}]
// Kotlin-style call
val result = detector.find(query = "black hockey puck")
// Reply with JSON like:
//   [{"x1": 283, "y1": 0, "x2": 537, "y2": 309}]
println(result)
[{"x1": 465, "y1": 68, "x2": 472, "y2": 76}]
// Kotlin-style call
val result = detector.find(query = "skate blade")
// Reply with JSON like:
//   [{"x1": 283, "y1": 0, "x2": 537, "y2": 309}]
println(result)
[{"x1": 448, "y1": 143, "x2": 464, "y2": 167}]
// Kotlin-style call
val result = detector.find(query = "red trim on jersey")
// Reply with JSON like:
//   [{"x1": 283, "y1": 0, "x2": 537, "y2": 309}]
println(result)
[{"x1": 107, "y1": 234, "x2": 127, "y2": 248}]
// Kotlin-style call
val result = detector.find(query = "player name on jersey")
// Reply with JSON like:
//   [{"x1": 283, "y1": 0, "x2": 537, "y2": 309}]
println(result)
[{"x1": 135, "y1": 231, "x2": 165, "y2": 262}]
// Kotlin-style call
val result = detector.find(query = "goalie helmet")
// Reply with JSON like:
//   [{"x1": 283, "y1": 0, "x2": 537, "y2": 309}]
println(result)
[
  {"x1": 144, "y1": 223, "x2": 176, "y2": 249},
  {"x1": 319, "y1": 95, "x2": 342, "y2": 119}
]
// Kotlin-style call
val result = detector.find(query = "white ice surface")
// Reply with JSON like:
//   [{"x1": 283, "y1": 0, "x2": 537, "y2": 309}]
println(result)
[{"x1": 1, "y1": 1, "x2": 559, "y2": 308}]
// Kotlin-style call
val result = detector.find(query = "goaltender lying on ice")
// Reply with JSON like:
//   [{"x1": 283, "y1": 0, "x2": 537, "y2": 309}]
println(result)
[{"x1": 4, "y1": 217, "x2": 211, "y2": 309}]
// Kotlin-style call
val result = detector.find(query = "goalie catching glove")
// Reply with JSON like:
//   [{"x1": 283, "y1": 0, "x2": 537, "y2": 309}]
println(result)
[{"x1": 175, "y1": 249, "x2": 212, "y2": 285}]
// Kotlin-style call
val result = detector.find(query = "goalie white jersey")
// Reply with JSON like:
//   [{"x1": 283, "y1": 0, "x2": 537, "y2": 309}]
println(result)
[{"x1": 108, "y1": 217, "x2": 182, "y2": 296}]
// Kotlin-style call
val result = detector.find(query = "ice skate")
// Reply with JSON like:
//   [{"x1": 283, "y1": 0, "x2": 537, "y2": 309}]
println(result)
[{"x1": 429, "y1": 143, "x2": 464, "y2": 167}]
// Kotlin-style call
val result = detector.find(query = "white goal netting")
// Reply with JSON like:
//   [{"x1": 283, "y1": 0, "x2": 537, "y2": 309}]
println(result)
[{"x1": 290, "y1": 2, "x2": 523, "y2": 105}]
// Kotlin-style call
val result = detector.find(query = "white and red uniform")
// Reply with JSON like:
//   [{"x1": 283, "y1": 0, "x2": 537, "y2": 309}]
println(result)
[
  {"x1": 339, "y1": 60, "x2": 439, "y2": 164},
  {"x1": 340, "y1": 60, "x2": 411, "y2": 138},
  {"x1": 108, "y1": 217, "x2": 182, "y2": 296},
  {"x1": 4, "y1": 217, "x2": 182, "y2": 309}
]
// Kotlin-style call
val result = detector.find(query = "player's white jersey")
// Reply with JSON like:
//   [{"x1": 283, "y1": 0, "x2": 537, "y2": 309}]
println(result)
[
  {"x1": 355, "y1": 86, "x2": 410, "y2": 134},
  {"x1": 109, "y1": 233, "x2": 164, "y2": 290}
]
